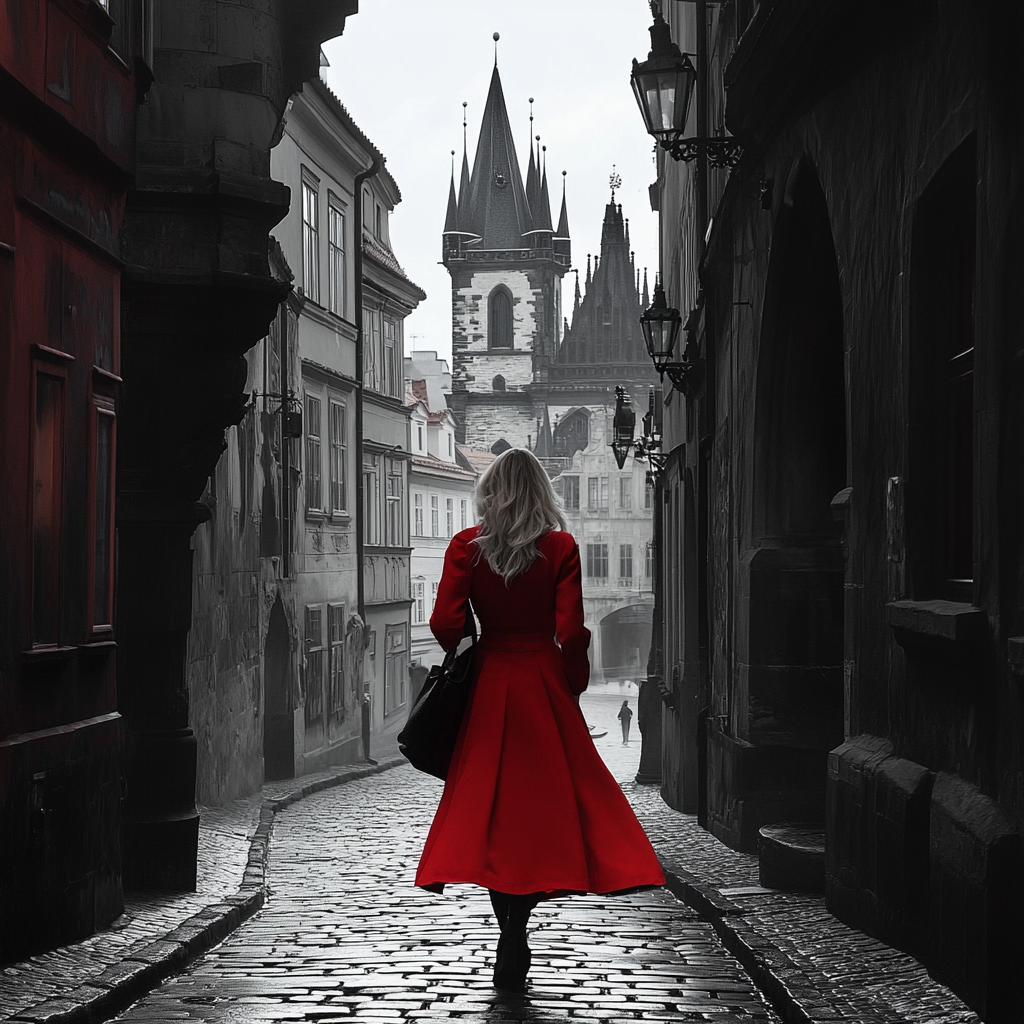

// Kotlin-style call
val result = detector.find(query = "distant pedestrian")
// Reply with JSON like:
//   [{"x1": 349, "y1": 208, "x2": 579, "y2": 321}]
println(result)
[
  {"x1": 416, "y1": 449, "x2": 664, "y2": 993},
  {"x1": 618, "y1": 701, "x2": 633, "y2": 744}
]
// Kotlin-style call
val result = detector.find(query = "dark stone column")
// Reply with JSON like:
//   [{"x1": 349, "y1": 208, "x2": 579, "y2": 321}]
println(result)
[{"x1": 114, "y1": 0, "x2": 357, "y2": 890}]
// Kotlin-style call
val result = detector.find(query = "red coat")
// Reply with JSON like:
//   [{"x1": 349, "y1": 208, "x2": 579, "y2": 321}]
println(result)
[{"x1": 415, "y1": 527, "x2": 665, "y2": 897}]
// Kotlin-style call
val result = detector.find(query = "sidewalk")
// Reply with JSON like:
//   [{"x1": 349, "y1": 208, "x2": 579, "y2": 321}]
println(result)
[{"x1": 2, "y1": 747, "x2": 406, "y2": 1024}]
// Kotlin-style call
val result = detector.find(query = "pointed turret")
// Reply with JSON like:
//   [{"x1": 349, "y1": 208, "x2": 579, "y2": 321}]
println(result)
[
  {"x1": 573, "y1": 269, "x2": 581, "y2": 320},
  {"x1": 443, "y1": 157, "x2": 459, "y2": 235},
  {"x1": 536, "y1": 150, "x2": 553, "y2": 232},
  {"x1": 525, "y1": 135, "x2": 539, "y2": 222},
  {"x1": 642, "y1": 268, "x2": 650, "y2": 308},
  {"x1": 585, "y1": 254, "x2": 592, "y2": 291},
  {"x1": 554, "y1": 170, "x2": 571, "y2": 262},
  {"x1": 462, "y1": 65, "x2": 532, "y2": 248}
]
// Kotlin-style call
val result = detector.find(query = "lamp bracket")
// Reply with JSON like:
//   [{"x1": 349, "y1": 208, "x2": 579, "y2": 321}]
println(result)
[
  {"x1": 659, "y1": 357, "x2": 706, "y2": 397},
  {"x1": 659, "y1": 134, "x2": 743, "y2": 168}
]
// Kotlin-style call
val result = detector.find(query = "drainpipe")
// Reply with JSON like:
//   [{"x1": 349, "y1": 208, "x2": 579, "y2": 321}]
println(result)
[{"x1": 354, "y1": 155, "x2": 382, "y2": 623}]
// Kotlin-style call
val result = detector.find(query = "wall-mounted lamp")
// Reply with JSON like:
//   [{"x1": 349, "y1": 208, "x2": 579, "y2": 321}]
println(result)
[
  {"x1": 630, "y1": 1, "x2": 742, "y2": 168},
  {"x1": 611, "y1": 387, "x2": 668, "y2": 478},
  {"x1": 639, "y1": 281, "x2": 704, "y2": 396}
]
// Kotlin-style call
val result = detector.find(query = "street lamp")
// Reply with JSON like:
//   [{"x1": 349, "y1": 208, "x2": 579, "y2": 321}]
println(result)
[
  {"x1": 630, "y1": 2, "x2": 742, "y2": 168},
  {"x1": 640, "y1": 280, "x2": 704, "y2": 396},
  {"x1": 611, "y1": 387, "x2": 636, "y2": 470},
  {"x1": 612, "y1": 387, "x2": 668, "y2": 478}
]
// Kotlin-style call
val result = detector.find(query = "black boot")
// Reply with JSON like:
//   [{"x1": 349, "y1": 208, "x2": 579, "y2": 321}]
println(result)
[{"x1": 492, "y1": 893, "x2": 539, "y2": 992}]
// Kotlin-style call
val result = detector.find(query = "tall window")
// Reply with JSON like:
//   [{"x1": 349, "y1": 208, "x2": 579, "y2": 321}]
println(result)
[
  {"x1": 446, "y1": 497, "x2": 454, "y2": 537},
  {"x1": 489, "y1": 287, "x2": 513, "y2": 349},
  {"x1": 305, "y1": 394, "x2": 322, "y2": 513},
  {"x1": 91, "y1": 405, "x2": 115, "y2": 630},
  {"x1": 645, "y1": 544, "x2": 653, "y2": 580},
  {"x1": 417, "y1": 425, "x2": 424, "y2": 451},
  {"x1": 304, "y1": 606, "x2": 324, "y2": 726},
  {"x1": 563, "y1": 476, "x2": 580, "y2": 511},
  {"x1": 586, "y1": 543, "x2": 609, "y2": 580},
  {"x1": 363, "y1": 453, "x2": 380, "y2": 544},
  {"x1": 645, "y1": 478, "x2": 654, "y2": 510},
  {"x1": 32, "y1": 370, "x2": 64, "y2": 645},
  {"x1": 329, "y1": 400, "x2": 346, "y2": 514},
  {"x1": 619, "y1": 477, "x2": 632, "y2": 509},
  {"x1": 384, "y1": 623, "x2": 408, "y2": 713},
  {"x1": 384, "y1": 319, "x2": 399, "y2": 398},
  {"x1": 328, "y1": 604, "x2": 345, "y2": 716},
  {"x1": 413, "y1": 580, "x2": 426, "y2": 623},
  {"x1": 430, "y1": 494, "x2": 439, "y2": 537},
  {"x1": 431, "y1": 580, "x2": 439, "y2": 609},
  {"x1": 386, "y1": 458, "x2": 404, "y2": 546},
  {"x1": 619, "y1": 544, "x2": 633, "y2": 584},
  {"x1": 588, "y1": 476, "x2": 609, "y2": 511},
  {"x1": 909, "y1": 137, "x2": 976, "y2": 599},
  {"x1": 460, "y1": 499, "x2": 468, "y2": 530},
  {"x1": 363, "y1": 308, "x2": 382, "y2": 392},
  {"x1": 414, "y1": 493, "x2": 424, "y2": 536},
  {"x1": 328, "y1": 200, "x2": 345, "y2": 316},
  {"x1": 301, "y1": 177, "x2": 319, "y2": 303}
]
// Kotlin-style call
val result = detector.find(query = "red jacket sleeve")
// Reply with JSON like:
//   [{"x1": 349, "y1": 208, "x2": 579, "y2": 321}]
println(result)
[
  {"x1": 555, "y1": 535, "x2": 591, "y2": 694},
  {"x1": 430, "y1": 531, "x2": 474, "y2": 651}
]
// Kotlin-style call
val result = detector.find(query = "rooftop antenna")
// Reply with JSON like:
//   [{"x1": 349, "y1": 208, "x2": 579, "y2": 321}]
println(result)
[{"x1": 493, "y1": 31, "x2": 500, "y2": 65}]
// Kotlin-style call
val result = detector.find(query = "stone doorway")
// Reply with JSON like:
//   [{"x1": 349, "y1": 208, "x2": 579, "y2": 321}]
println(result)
[{"x1": 263, "y1": 596, "x2": 294, "y2": 781}]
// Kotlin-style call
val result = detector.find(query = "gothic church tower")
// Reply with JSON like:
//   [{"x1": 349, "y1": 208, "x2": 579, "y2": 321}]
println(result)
[{"x1": 442, "y1": 63, "x2": 571, "y2": 452}]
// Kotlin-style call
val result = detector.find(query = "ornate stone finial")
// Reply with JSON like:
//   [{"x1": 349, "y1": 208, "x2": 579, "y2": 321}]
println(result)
[
  {"x1": 609, "y1": 164, "x2": 622, "y2": 202},
  {"x1": 493, "y1": 31, "x2": 500, "y2": 64}
]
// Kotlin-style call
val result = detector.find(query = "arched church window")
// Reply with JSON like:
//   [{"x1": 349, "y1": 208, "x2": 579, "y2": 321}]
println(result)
[
  {"x1": 489, "y1": 287, "x2": 513, "y2": 350},
  {"x1": 492, "y1": 375, "x2": 506, "y2": 392}
]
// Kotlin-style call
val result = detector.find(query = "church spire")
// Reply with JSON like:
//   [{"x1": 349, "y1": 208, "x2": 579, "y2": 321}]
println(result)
[
  {"x1": 554, "y1": 169, "x2": 571, "y2": 261},
  {"x1": 535, "y1": 146, "x2": 553, "y2": 233},
  {"x1": 642, "y1": 267, "x2": 650, "y2": 308},
  {"x1": 585, "y1": 253, "x2": 592, "y2": 291},
  {"x1": 462, "y1": 64, "x2": 532, "y2": 248},
  {"x1": 573, "y1": 268, "x2": 581, "y2": 319}
]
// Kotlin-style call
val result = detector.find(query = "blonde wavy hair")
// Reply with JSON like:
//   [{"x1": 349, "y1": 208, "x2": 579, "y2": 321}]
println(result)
[{"x1": 472, "y1": 448, "x2": 567, "y2": 582}]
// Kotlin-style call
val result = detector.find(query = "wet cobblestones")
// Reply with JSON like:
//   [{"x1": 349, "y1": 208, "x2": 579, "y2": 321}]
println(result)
[{"x1": 112, "y1": 719, "x2": 780, "y2": 1023}]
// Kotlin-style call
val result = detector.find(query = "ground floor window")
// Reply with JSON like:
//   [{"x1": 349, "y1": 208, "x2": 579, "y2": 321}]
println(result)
[
  {"x1": 384, "y1": 622, "x2": 408, "y2": 714},
  {"x1": 304, "y1": 606, "x2": 324, "y2": 726},
  {"x1": 328, "y1": 603, "x2": 345, "y2": 716}
]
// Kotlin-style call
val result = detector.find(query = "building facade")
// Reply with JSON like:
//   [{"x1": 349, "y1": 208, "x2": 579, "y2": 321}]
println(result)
[
  {"x1": 0, "y1": 0, "x2": 145, "y2": 961},
  {"x1": 0, "y1": 0, "x2": 356, "y2": 958},
  {"x1": 648, "y1": 2, "x2": 1024, "y2": 1020},
  {"x1": 405, "y1": 351, "x2": 485, "y2": 671},
  {"x1": 443, "y1": 61, "x2": 658, "y2": 683},
  {"x1": 359, "y1": 150, "x2": 424, "y2": 756}
]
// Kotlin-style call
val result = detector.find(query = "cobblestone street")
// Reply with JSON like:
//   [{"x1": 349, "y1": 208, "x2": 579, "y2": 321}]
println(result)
[{"x1": 112, "y1": 690, "x2": 778, "y2": 1023}]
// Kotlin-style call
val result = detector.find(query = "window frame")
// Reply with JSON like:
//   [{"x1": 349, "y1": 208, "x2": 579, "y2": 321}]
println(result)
[
  {"x1": 328, "y1": 602, "x2": 346, "y2": 717},
  {"x1": 328, "y1": 398, "x2": 347, "y2": 516},
  {"x1": 488, "y1": 286, "x2": 514, "y2": 350},
  {"x1": 384, "y1": 621, "x2": 408, "y2": 714},
  {"x1": 445, "y1": 497, "x2": 454, "y2": 538},
  {"x1": 301, "y1": 171, "x2": 320, "y2": 304},
  {"x1": 30, "y1": 361, "x2": 67, "y2": 647},
  {"x1": 363, "y1": 452, "x2": 381, "y2": 545},
  {"x1": 430, "y1": 493, "x2": 439, "y2": 537},
  {"x1": 305, "y1": 392, "x2": 323, "y2": 515},
  {"x1": 619, "y1": 543, "x2": 633, "y2": 585},
  {"x1": 586, "y1": 542, "x2": 609, "y2": 580},
  {"x1": 413, "y1": 492, "x2": 424, "y2": 536},
  {"x1": 304, "y1": 604, "x2": 325, "y2": 727},
  {"x1": 327, "y1": 196, "x2": 346, "y2": 317},
  {"x1": 385, "y1": 456, "x2": 404, "y2": 547}
]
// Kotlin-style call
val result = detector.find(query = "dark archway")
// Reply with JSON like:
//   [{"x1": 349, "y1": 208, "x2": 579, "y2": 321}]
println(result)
[
  {"x1": 263, "y1": 596, "x2": 294, "y2": 781},
  {"x1": 600, "y1": 604, "x2": 653, "y2": 681},
  {"x1": 733, "y1": 158, "x2": 846, "y2": 846}
]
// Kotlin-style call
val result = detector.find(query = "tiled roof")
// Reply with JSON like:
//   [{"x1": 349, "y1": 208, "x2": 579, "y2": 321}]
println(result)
[
  {"x1": 363, "y1": 232, "x2": 426, "y2": 298},
  {"x1": 456, "y1": 444, "x2": 497, "y2": 474}
]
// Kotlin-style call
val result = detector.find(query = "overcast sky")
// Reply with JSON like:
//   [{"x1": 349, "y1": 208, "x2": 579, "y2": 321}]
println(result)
[{"x1": 322, "y1": 0, "x2": 659, "y2": 368}]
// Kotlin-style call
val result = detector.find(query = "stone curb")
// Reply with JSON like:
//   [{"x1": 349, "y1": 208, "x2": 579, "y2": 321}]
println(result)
[
  {"x1": 9, "y1": 756, "x2": 407, "y2": 1024},
  {"x1": 659, "y1": 859, "x2": 913, "y2": 1024}
]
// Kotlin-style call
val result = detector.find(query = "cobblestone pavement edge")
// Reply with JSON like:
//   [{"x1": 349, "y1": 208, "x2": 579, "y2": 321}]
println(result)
[{"x1": 6, "y1": 756, "x2": 408, "y2": 1024}]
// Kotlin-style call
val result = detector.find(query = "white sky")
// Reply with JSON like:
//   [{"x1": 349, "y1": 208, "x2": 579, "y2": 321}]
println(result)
[{"x1": 322, "y1": 0, "x2": 659, "y2": 368}]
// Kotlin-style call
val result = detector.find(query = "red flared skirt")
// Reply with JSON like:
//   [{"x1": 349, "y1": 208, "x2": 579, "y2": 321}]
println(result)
[{"x1": 415, "y1": 635, "x2": 665, "y2": 898}]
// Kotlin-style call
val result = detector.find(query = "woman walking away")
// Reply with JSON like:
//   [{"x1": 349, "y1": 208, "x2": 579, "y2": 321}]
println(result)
[
  {"x1": 618, "y1": 700, "x2": 633, "y2": 744},
  {"x1": 416, "y1": 448, "x2": 664, "y2": 992}
]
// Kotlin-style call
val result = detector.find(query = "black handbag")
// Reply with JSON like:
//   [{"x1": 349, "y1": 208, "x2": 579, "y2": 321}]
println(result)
[{"x1": 398, "y1": 608, "x2": 477, "y2": 780}]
